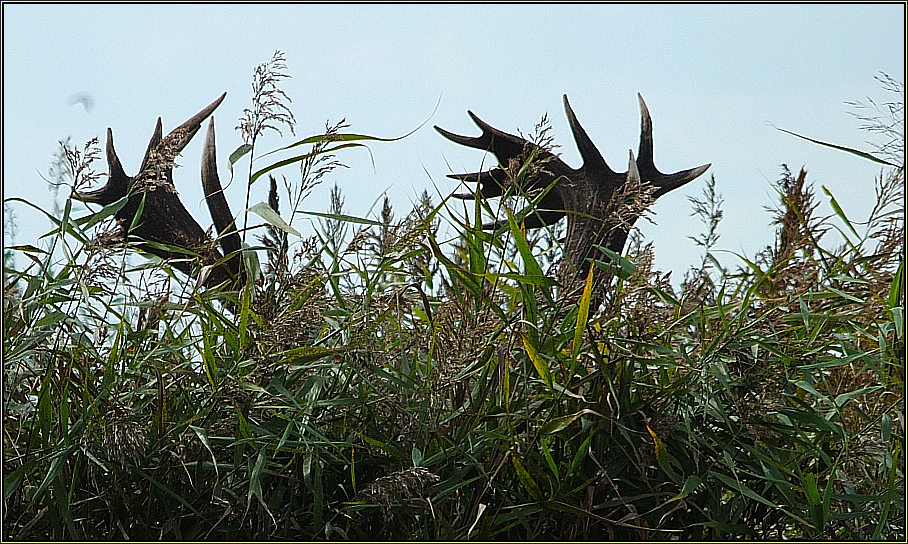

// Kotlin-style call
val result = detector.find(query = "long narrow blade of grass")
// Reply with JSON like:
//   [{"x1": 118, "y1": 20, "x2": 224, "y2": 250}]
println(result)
[
  {"x1": 248, "y1": 447, "x2": 275, "y2": 522},
  {"x1": 74, "y1": 195, "x2": 128, "y2": 230},
  {"x1": 3, "y1": 465, "x2": 26, "y2": 503},
  {"x1": 200, "y1": 322, "x2": 218, "y2": 391},
  {"x1": 505, "y1": 208, "x2": 544, "y2": 279},
  {"x1": 189, "y1": 425, "x2": 219, "y2": 480},
  {"x1": 538, "y1": 408, "x2": 603, "y2": 435},
  {"x1": 773, "y1": 125, "x2": 899, "y2": 167},
  {"x1": 647, "y1": 423, "x2": 681, "y2": 483},
  {"x1": 873, "y1": 450, "x2": 899, "y2": 539},
  {"x1": 801, "y1": 472, "x2": 826, "y2": 530},
  {"x1": 127, "y1": 193, "x2": 147, "y2": 233},
  {"x1": 505, "y1": 207, "x2": 553, "y2": 306},
  {"x1": 822, "y1": 185, "x2": 861, "y2": 241},
  {"x1": 572, "y1": 261, "x2": 596, "y2": 361},
  {"x1": 665, "y1": 475, "x2": 703, "y2": 504},
  {"x1": 521, "y1": 332, "x2": 553, "y2": 391},
  {"x1": 259, "y1": 131, "x2": 412, "y2": 159},
  {"x1": 480, "y1": 272, "x2": 558, "y2": 288},
  {"x1": 249, "y1": 101, "x2": 438, "y2": 185},
  {"x1": 539, "y1": 436, "x2": 559, "y2": 481},
  {"x1": 888, "y1": 259, "x2": 903, "y2": 309},
  {"x1": 250, "y1": 142, "x2": 370, "y2": 186},
  {"x1": 279, "y1": 346, "x2": 344, "y2": 364},
  {"x1": 29, "y1": 445, "x2": 78, "y2": 504},
  {"x1": 295, "y1": 209, "x2": 383, "y2": 227},
  {"x1": 511, "y1": 454, "x2": 543, "y2": 501}
]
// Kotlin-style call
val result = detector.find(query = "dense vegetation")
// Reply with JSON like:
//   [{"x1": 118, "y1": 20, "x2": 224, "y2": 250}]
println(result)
[{"x1": 3, "y1": 55, "x2": 904, "y2": 539}]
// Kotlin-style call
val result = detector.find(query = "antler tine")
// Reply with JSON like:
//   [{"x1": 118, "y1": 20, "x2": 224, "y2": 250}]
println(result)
[
  {"x1": 465, "y1": 111, "x2": 527, "y2": 160},
  {"x1": 139, "y1": 118, "x2": 164, "y2": 173},
  {"x1": 635, "y1": 93, "x2": 710, "y2": 197},
  {"x1": 75, "y1": 128, "x2": 129, "y2": 204},
  {"x1": 201, "y1": 117, "x2": 242, "y2": 281},
  {"x1": 636, "y1": 94, "x2": 655, "y2": 177},
  {"x1": 434, "y1": 122, "x2": 490, "y2": 151},
  {"x1": 434, "y1": 111, "x2": 526, "y2": 165},
  {"x1": 105, "y1": 128, "x2": 126, "y2": 180},
  {"x1": 104, "y1": 128, "x2": 128, "y2": 198},
  {"x1": 563, "y1": 95, "x2": 615, "y2": 177},
  {"x1": 627, "y1": 149, "x2": 640, "y2": 185},
  {"x1": 165, "y1": 92, "x2": 228, "y2": 157},
  {"x1": 434, "y1": 110, "x2": 497, "y2": 150},
  {"x1": 651, "y1": 162, "x2": 711, "y2": 198},
  {"x1": 448, "y1": 169, "x2": 507, "y2": 199}
]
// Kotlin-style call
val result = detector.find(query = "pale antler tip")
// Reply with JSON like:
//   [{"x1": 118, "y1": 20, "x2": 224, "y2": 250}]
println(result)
[
  {"x1": 638, "y1": 94, "x2": 651, "y2": 119},
  {"x1": 627, "y1": 150, "x2": 640, "y2": 183},
  {"x1": 690, "y1": 163, "x2": 711, "y2": 179},
  {"x1": 204, "y1": 116, "x2": 216, "y2": 149},
  {"x1": 562, "y1": 94, "x2": 576, "y2": 118}
]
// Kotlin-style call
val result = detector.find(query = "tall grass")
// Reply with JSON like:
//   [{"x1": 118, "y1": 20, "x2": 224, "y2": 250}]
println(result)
[{"x1": 3, "y1": 62, "x2": 903, "y2": 539}]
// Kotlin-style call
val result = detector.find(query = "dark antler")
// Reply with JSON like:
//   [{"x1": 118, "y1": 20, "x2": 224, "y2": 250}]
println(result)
[
  {"x1": 201, "y1": 117, "x2": 243, "y2": 282},
  {"x1": 75, "y1": 93, "x2": 244, "y2": 289},
  {"x1": 436, "y1": 94, "x2": 710, "y2": 306}
]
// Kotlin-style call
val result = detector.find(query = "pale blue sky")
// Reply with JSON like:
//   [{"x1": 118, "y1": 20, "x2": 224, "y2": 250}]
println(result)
[{"x1": 3, "y1": 4, "x2": 904, "y2": 284}]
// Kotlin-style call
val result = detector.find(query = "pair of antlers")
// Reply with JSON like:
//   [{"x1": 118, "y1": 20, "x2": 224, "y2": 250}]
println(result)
[
  {"x1": 435, "y1": 94, "x2": 710, "y2": 304},
  {"x1": 76, "y1": 93, "x2": 710, "y2": 306},
  {"x1": 75, "y1": 93, "x2": 243, "y2": 289}
]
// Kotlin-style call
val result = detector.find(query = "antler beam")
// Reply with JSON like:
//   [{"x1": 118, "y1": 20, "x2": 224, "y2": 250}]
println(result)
[{"x1": 436, "y1": 94, "x2": 710, "y2": 307}]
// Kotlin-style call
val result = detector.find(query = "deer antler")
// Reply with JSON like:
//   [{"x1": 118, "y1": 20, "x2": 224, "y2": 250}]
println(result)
[
  {"x1": 75, "y1": 93, "x2": 244, "y2": 289},
  {"x1": 436, "y1": 94, "x2": 710, "y2": 306},
  {"x1": 201, "y1": 117, "x2": 243, "y2": 283}
]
